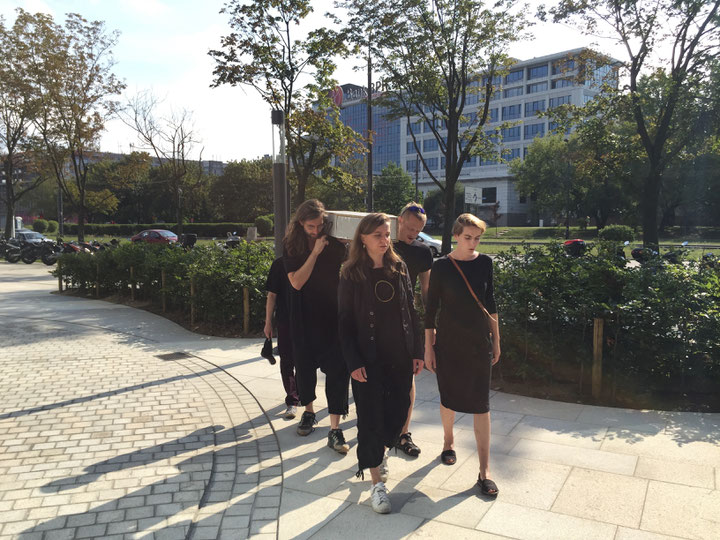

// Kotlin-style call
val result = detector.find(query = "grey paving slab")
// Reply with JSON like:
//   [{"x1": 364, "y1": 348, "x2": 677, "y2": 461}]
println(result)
[
  {"x1": 510, "y1": 438, "x2": 638, "y2": 475},
  {"x1": 409, "y1": 520, "x2": 508, "y2": 539},
  {"x1": 551, "y1": 468, "x2": 648, "y2": 528},
  {"x1": 641, "y1": 481, "x2": 720, "y2": 539},
  {"x1": 634, "y1": 456, "x2": 715, "y2": 489},
  {"x1": 508, "y1": 414, "x2": 608, "y2": 448}
]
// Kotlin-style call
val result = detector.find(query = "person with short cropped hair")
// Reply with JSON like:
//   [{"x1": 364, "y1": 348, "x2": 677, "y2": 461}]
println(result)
[
  {"x1": 283, "y1": 199, "x2": 350, "y2": 453},
  {"x1": 392, "y1": 201, "x2": 433, "y2": 457},
  {"x1": 424, "y1": 213, "x2": 502, "y2": 497},
  {"x1": 338, "y1": 213, "x2": 424, "y2": 514}
]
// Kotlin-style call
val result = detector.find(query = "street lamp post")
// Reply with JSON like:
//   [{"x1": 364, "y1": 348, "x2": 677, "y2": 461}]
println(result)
[{"x1": 271, "y1": 109, "x2": 289, "y2": 258}]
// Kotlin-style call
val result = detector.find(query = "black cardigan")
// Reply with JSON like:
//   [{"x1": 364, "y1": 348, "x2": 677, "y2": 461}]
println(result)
[{"x1": 338, "y1": 261, "x2": 424, "y2": 374}]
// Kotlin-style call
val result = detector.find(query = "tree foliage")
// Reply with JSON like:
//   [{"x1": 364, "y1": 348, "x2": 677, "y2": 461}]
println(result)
[
  {"x1": 210, "y1": 0, "x2": 366, "y2": 206},
  {"x1": 210, "y1": 157, "x2": 274, "y2": 222},
  {"x1": 341, "y1": 0, "x2": 527, "y2": 252},
  {"x1": 544, "y1": 0, "x2": 720, "y2": 248},
  {"x1": 373, "y1": 162, "x2": 415, "y2": 215}
]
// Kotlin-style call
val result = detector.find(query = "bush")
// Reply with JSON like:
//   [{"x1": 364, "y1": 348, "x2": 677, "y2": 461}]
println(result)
[
  {"x1": 255, "y1": 214, "x2": 274, "y2": 237},
  {"x1": 32, "y1": 219, "x2": 49, "y2": 233},
  {"x1": 46, "y1": 220, "x2": 58, "y2": 233},
  {"x1": 61, "y1": 222, "x2": 254, "y2": 238},
  {"x1": 494, "y1": 242, "x2": 720, "y2": 401},
  {"x1": 53, "y1": 241, "x2": 275, "y2": 333},
  {"x1": 599, "y1": 224, "x2": 635, "y2": 242}
]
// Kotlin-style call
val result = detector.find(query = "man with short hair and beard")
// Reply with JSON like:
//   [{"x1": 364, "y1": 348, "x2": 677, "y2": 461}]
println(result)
[
  {"x1": 283, "y1": 199, "x2": 351, "y2": 454},
  {"x1": 391, "y1": 202, "x2": 433, "y2": 457}
]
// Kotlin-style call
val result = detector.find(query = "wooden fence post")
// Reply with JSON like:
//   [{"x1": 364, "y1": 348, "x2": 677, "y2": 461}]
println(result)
[
  {"x1": 190, "y1": 277, "x2": 196, "y2": 326},
  {"x1": 130, "y1": 266, "x2": 135, "y2": 301},
  {"x1": 95, "y1": 263, "x2": 100, "y2": 298},
  {"x1": 58, "y1": 259, "x2": 63, "y2": 292},
  {"x1": 243, "y1": 287, "x2": 250, "y2": 335},
  {"x1": 161, "y1": 269, "x2": 167, "y2": 313},
  {"x1": 592, "y1": 318, "x2": 604, "y2": 399}
]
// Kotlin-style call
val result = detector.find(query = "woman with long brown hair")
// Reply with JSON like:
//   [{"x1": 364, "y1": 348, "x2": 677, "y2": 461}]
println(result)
[{"x1": 338, "y1": 213, "x2": 424, "y2": 514}]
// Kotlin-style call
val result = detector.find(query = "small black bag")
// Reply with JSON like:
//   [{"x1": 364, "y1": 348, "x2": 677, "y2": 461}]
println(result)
[{"x1": 261, "y1": 337, "x2": 276, "y2": 365}]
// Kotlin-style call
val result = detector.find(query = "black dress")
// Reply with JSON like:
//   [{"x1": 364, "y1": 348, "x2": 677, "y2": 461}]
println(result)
[{"x1": 424, "y1": 255, "x2": 497, "y2": 414}]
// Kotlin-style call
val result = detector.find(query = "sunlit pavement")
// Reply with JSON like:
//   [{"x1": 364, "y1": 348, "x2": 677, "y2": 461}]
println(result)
[{"x1": 1, "y1": 262, "x2": 718, "y2": 540}]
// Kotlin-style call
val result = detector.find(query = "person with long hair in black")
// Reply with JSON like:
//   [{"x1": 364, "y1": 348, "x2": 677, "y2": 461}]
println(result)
[
  {"x1": 283, "y1": 199, "x2": 350, "y2": 453},
  {"x1": 338, "y1": 213, "x2": 424, "y2": 514}
]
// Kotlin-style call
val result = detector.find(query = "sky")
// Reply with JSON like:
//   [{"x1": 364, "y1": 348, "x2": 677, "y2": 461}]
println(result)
[{"x1": 0, "y1": 0, "x2": 627, "y2": 164}]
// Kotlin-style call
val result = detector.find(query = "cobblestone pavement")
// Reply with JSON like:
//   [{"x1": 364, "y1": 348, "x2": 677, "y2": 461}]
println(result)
[
  {"x1": 1, "y1": 262, "x2": 719, "y2": 540},
  {"x1": 0, "y1": 267, "x2": 280, "y2": 539}
]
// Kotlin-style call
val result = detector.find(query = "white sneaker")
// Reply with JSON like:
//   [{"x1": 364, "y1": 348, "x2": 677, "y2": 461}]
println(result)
[
  {"x1": 283, "y1": 405, "x2": 297, "y2": 419},
  {"x1": 370, "y1": 482, "x2": 391, "y2": 514},
  {"x1": 378, "y1": 455, "x2": 389, "y2": 483}
]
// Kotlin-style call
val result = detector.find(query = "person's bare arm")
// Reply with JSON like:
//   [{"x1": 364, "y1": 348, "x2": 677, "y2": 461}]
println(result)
[
  {"x1": 418, "y1": 269, "x2": 430, "y2": 307},
  {"x1": 264, "y1": 292, "x2": 277, "y2": 338},
  {"x1": 287, "y1": 237, "x2": 327, "y2": 290}
]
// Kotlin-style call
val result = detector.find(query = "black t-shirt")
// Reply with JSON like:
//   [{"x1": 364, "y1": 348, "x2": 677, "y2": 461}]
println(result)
[
  {"x1": 265, "y1": 258, "x2": 290, "y2": 324},
  {"x1": 283, "y1": 236, "x2": 346, "y2": 352},
  {"x1": 393, "y1": 239, "x2": 433, "y2": 289},
  {"x1": 371, "y1": 268, "x2": 409, "y2": 367}
]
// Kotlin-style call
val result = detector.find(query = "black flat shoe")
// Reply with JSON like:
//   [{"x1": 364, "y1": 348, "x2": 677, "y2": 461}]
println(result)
[
  {"x1": 478, "y1": 475, "x2": 498, "y2": 497},
  {"x1": 440, "y1": 449, "x2": 456, "y2": 465}
]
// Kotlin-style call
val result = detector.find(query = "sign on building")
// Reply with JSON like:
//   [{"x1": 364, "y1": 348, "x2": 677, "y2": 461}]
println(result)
[{"x1": 464, "y1": 186, "x2": 481, "y2": 205}]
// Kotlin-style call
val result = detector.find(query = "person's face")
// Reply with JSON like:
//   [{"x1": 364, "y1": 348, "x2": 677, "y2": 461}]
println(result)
[
  {"x1": 301, "y1": 216, "x2": 324, "y2": 239},
  {"x1": 361, "y1": 222, "x2": 391, "y2": 259},
  {"x1": 454, "y1": 225, "x2": 483, "y2": 254},
  {"x1": 397, "y1": 213, "x2": 425, "y2": 243}
]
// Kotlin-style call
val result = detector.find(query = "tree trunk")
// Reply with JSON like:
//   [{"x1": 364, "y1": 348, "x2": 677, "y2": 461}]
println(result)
[
  {"x1": 441, "y1": 177, "x2": 456, "y2": 254},
  {"x1": 3, "y1": 177, "x2": 14, "y2": 240},
  {"x1": 642, "y1": 170, "x2": 661, "y2": 250},
  {"x1": 77, "y1": 195, "x2": 86, "y2": 242},
  {"x1": 176, "y1": 183, "x2": 183, "y2": 236}
]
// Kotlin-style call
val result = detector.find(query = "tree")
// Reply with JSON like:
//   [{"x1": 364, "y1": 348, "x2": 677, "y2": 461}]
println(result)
[
  {"x1": 0, "y1": 11, "x2": 46, "y2": 239},
  {"x1": 545, "y1": 0, "x2": 720, "y2": 248},
  {"x1": 121, "y1": 91, "x2": 202, "y2": 234},
  {"x1": 210, "y1": 157, "x2": 274, "y2": 222},
  {"x1": 209, "y1": 0, "x2": 365, "y2": 206},
  {"x1": 23, "y1": 10, "x2": 125, "y2": 241},
  {"x1": 373, "y1": 162, "x2": 415, "y2": 215},
  {"x1": 342, "y1": 0, "x2": 526, "y2": 253}
]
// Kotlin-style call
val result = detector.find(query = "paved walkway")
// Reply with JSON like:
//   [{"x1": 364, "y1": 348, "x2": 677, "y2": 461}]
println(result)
[{"x1": 0, "y1": 262, "x2": 718, "y2": 540}]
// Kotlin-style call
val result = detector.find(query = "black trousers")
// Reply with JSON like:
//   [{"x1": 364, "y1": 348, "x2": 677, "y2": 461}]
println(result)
[
  {"x1": 276, "y1": 322, "x2": 299, "y2": 407},
  {"x1": 352, "y1": 360, "x2": 412, "y2": 471},
  {"x1": 294, "y1": 342, "x2": 349, "y2": 415}
]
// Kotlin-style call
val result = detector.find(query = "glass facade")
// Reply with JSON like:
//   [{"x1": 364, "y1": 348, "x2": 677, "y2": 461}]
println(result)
[
  {"x1": 505, "y1": 70, "x2": 523, "y2": 84},
  {"x1": 527, "y1": 64, "x2": 549, "y2": 79},
  {"x1": 502, "y1": 104, "x2": 522, "y2": 120},
  {"x1": 551, "y1": 78, "x2": 574, "y2": 89},
  {"x1": 524, "y1": 122, "x2": 545, "y2": 139},
  {"x1": 549, "y1": 95, "x2": 572, "y2": 108},
  {"x1": 503, "y1": 86, "x2": 523, "y2": 98},
  {"x1": 527, "y1": 81, "x2": 548, "y2": 94},
  {"x1": 525, "y1": 99, "x2": 546, "y2": 117},
  {"x1": 502, "y1": 126, "x2": 521, "y2": 142},
  {"x1": 339, "y1": 100, "x2": 400, "y2": 174}
]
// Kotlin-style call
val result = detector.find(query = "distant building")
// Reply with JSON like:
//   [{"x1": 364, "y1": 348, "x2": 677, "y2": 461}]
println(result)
[{"x1": 337, "y1": 48, "x2": 618, "y2": 225}]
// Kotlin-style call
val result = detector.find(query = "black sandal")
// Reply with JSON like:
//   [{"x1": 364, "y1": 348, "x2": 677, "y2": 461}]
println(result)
[
  {"x1": 396, "y1": 432, "x2": 421, "y2": 457},
  {"x1": 440, "y1": 449, "x2": 456, "y2": 465},
  {"x1": 478, "y1": 476, "x2": 499, "y2": 497}
]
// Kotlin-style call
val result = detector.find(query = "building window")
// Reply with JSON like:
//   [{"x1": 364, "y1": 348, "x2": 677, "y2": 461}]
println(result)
[
  {"x1": 406, "y1": 159, "x2": 418, "y2": 172},
  {"x1": 460, "y1": 112, "x2": 477, "y2": 127},
  {"x1": 407, "y1": 122, "x2": 421, "y2": 135},
  {"x1": 524, "y1": 122, "x2": 545, "y2": 139},
  {"x1": 527, "y1": 81, "x2": 548, "y2": 94},
  {"x1": 527, "y1": 64, "x2": 548, "y2": 80},
  {"x1": 505, "y1": 70, "x2": 523, "y2": 84},
  {"x1": 502, "y1": 126, "x2": 521, "y2": 142},
  {"x1": 489, "y1": 108, "x2": 499, "y2": 123},
  {"x1": 551, "y1": 78, "x2": 574, "y2": 89},
  {"x1": 423, "y1": 138, "x2": 439, "y2": 152},
  {"x1": 503, "y1": 86, "x2": 523, "y2": 98},
  {"x1": 549, "y1": 95, "x2": 571, "y2": 108},
  {"x1": 441, "y1": 156, "x2": 446, "y2": 169},
  {"x1": 426, "y1": 157, "x2": 439, "y2": 169},
  {"x1": 502, "y1": 104, "x2": 522, "y2": 120},
  {"x1": 480, "y1": 156, "x2": 497, "y2": 166},
  {"x1": 482, "y1": 187, "x2": 497, "y2": 203},
  {"x1": 406, "y1": 140, "x2": 417, "y2": 153},
  {"x1": 552, "y1": 59, "x2": 575, "y2": 75},
  {"x1": 424, "y1": 120, "x2": 433, "y2": 133},
  {"x1": 466, "y1": 92, "x2": 479, "y2": 105},
  {"x1": 519, "y1": 194, "x2": 527, "y2": 203},
  {"x1": 524, "y1": 99, "x2": 546, "y2": 117},
  {"x1": 507, "y1": 147, "x2": 522, "y2": 160}
]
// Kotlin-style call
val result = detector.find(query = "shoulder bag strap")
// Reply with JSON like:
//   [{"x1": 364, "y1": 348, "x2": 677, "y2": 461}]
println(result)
[{"x1": 448, "y1": 256, "x2": 497, "y2": 323}]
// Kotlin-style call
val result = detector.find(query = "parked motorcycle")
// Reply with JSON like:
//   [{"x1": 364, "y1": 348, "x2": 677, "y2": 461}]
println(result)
[{"x1": 1, "y1": 238, "x2": 21, "y2": 263}]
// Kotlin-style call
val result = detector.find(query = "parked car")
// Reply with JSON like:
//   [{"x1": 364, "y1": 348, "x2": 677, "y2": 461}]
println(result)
[
  {"x1": 130, "y1": 229, "x2": 178, "y2": 244},
  {"x1": 417, "y1": 231, "x2": 441, "y2": 257},
  {"x1": 14, "y1": 229, "x2": 50, "y2": 244}
]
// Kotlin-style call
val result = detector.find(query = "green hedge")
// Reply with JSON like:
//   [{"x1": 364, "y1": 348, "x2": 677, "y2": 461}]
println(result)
[
  {"x1": 53, "y1": 241, "x2": 274, "y2": 333},
  {"x1": 60, "y1": 222, "x2": 254, "y2": 238},
  {"x1": 494, "y1": 241, "x2": 720, "y2": 402}
]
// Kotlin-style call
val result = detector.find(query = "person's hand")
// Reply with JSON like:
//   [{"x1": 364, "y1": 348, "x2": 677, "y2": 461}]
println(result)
[
  {"x1": 412, "y1": 358, "x2": 424, "y2": 375},
  {"x1": 492, "y1": 344, "x2": 501, "y2": 366},
  {"x1": 263, "y1": 321, "x2": 272, "y2": 339},
  {"x1": 424, "y1": 346, "x2": 436, "y2": 373},
  {"x1": 351, "y1": 367, "x2": 367, "y2": 382},
  {"x1": 311, "y1": 235, "x2": 329, "y2": 256}
]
